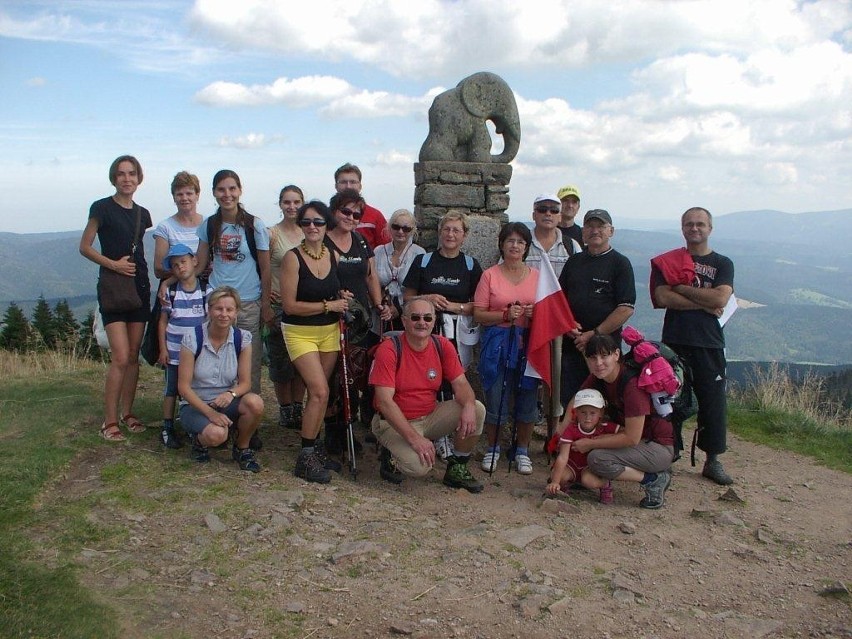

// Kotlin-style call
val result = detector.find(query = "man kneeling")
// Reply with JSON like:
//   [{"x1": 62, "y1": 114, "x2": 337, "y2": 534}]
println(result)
[{"x1": 370, "y1": 297, "x2": 485, "y2": 492}]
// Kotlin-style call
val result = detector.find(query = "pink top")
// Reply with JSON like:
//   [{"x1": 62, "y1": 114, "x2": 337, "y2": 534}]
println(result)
[{"x1": 474, "y1": 264, "x2": 539, "y2": 329}]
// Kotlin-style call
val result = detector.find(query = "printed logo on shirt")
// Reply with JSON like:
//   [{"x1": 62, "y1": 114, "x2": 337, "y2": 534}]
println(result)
[
  {"x1": 693, "y1": 262, "x2": 718, "y2": 287},
  {"x1": 427, "y1": 368, "x2": 437, "y2": 380},
  {"x1": 429, "y1": 276, "x2": 461, "y2": 287},
  {"x1": 338, "y1": 255, "x2": 364, "y2": 265},
  {"x1": 218, "y1": 233, "x2": 245, "y2": 263}
]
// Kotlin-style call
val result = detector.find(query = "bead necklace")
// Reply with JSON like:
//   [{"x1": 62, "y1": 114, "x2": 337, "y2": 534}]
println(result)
[{"x1": 301, "y1": 240, "x2": 326, "y2": 261}]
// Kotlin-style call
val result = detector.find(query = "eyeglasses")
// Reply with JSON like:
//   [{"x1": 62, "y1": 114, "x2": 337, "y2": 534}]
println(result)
[
  {"x1": 391, "y1": 223, "x2": 413, "y2": 233},
  {"x1": 503, "y1": 238, "x2": 527, "y2": 246},
  {"x1": 534, "y1": 206, "x2": 560, "y2": 214},
  {"x1": 406, "y1": 313, "x2": 434, "y2": 322},
  {"x1": 299, "y1": 218, "x2": 327, "y2": 227},
  {"x1": 440, "y1": 227, "x2": 464, "y2": 235},
  {"x1": 339, "y1": 207, "x2": 364, "y2": 220}
]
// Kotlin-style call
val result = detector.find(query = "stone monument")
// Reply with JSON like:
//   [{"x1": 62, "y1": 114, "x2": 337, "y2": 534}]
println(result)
[{"x1": 414, "y1": 71, "x2": 520, "y2": 260}]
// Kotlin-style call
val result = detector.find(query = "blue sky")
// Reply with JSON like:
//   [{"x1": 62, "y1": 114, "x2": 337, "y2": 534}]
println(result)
[{"x1": 2, "y1": 0, "x2": 851, "y2": 233}]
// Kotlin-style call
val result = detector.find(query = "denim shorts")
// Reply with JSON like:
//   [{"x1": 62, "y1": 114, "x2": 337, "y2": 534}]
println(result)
[{"x1": 179, "y1": 397, "x2": 242, "y2": 435}]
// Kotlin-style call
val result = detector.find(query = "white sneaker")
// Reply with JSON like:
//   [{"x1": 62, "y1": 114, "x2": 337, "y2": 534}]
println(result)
[
  {"x1": 434, "y1": 436, "x2": 452, "y2": 461},
  {"x1": 515, "y1": 454, "x2": 533, "y2": 475},
  {"x1": 481, "y1": 451, "x2": 500, "y2": 472}
]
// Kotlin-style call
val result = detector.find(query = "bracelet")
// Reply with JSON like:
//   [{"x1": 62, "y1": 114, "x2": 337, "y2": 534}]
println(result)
[{"x1": 323, "y1": 300, "x2": 329, "y2": 314}]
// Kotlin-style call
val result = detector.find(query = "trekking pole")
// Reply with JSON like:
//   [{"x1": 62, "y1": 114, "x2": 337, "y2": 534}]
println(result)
[
  {"x1": 489, "y1": 304, "x2": 516, "y2": 476},
  {"x1": 506, "y1": 302, "x2": 528, "y2": 474},
  {"x1": 338, "y1": 315, "x2": 358, "y2": 480}
]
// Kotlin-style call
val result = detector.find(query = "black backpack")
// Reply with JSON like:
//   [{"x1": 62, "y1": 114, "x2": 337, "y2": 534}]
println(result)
[
  {"x1": 141, "y1": 283, "x2": 208, "y2": 366},
  {"x1": 390, "y1": 333, "x2": 443, "y2": 371}
]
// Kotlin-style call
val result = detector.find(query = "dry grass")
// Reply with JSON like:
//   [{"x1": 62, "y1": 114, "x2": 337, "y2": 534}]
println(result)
[
  {"x1": 0, "y1": 348, "x2": 103, "y2": 380},
  {"x1": 732, "y1": 361, "x2": 852, "y2": 429}
]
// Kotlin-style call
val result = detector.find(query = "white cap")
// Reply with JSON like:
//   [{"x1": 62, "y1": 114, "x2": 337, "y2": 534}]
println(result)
[
  {"x1": 533, "y1": 193, "x2": 561, "y2": 206},
  {"x1": 573, "y1": 388, "x2": 606, "y2": 409}
]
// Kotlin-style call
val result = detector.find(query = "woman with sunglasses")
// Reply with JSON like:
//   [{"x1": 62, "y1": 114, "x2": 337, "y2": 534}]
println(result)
[
  {"x1": 474, "y1": 222, "x2": 540, "y2": 476},
  {"x1": 373, "y1": 208, "x2": 425, "y2": 331},
  {"x1": 267, "y1": 185, "x2": 306, "y2": 430},
  {"x1": 281, "y1": 201, "x2": 350, "y2": 483},
  {"x1": 324, "y1": 189, "x2": 392, "y2": 453}
]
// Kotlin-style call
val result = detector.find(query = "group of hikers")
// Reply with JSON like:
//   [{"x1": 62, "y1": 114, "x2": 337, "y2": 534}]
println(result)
[{"x1": 80, "y1": 155, "x2": 735, "y2": 510}]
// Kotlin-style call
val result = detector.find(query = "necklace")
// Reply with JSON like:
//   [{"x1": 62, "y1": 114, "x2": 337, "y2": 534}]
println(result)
[{"x1": 301, "y1": 240, "x2": 326, "y2": 261}]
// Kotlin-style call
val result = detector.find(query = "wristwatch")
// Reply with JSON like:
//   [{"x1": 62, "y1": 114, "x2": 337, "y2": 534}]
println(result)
[{"x1": 228, "y1": 390, "x2": 237, "y2": 398}]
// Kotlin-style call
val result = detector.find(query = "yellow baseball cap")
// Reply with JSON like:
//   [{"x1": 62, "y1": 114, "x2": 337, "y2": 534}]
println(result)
[{"x1": 557, "y1": 185, "x2": 581, "y2": 200}]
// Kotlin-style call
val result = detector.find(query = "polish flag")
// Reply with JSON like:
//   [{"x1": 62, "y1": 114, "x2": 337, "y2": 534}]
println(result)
[{"x1": 525, "y1": 257, "x2": 577, "y2": 391}]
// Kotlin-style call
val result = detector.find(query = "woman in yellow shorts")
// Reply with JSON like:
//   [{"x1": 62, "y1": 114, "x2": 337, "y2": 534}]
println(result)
[{"x1": 281, "y1": 200, "x2": 350, "y2": 483}]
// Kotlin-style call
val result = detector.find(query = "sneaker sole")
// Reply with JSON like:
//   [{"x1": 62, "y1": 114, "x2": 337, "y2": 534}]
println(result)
[{"x1": 443, "y1": 478, "x2": 483, "y2": 493}]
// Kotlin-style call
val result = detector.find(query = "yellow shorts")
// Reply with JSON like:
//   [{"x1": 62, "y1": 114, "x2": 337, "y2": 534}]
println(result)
[{"x1": 283, "y1": 322, "x2": 340, "y2": 361}]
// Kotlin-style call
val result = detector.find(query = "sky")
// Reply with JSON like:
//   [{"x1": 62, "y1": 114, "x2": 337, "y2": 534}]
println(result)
[{"x1": 1, "y1": 0, "x2": 851, "y2": 234}]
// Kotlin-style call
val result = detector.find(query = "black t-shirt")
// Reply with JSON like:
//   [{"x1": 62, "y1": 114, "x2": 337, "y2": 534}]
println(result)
[
  {"x1": 402, "y1": 251, "x2": 483, "y2": 303},
  {"x1": 325, "y1": 231, "x2": 374, "y2": 312},
  {"x1": 89, "y1": 196, "x2": 152, "y2": 284},
  {"x1": 559, "y1": 247, "x2": 635, "y2": 339},
  {"x1": 656, "y1": 251, "x2": 734, "y2": 349}
]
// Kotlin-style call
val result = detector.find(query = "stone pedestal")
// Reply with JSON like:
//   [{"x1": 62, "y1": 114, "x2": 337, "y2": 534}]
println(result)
[{"x1": 413, "y1": 161, "x2": 512, "y2": 255}]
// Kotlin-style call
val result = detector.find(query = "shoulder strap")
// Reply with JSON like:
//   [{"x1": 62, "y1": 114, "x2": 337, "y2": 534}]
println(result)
[
  {"x1": 561, "y1": 228, "x2": 576, "y2": 256},
  {"x1": 393, "y1": 333, "x2": 443, "y2": 372},
  {"x1": 431, "y1": 334, "x2": 443, "y2": 358},
  {"x1": 464, "y1": 254, "x2": 474, "y2": 271},
  {"x1": 243, "y1": 213, "x2": 258, "y2": 263},
  {"x1": 233, "y1": 327, "x2": 242, "y2": 356},
  {"x1": 194, "y1": 324, "x2": 204, "y2": 359}
]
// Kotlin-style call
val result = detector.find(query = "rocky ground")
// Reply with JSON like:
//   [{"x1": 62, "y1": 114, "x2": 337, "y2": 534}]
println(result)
[{"x1": 34, "y1": 410, "x2": 852, "y2": 639}]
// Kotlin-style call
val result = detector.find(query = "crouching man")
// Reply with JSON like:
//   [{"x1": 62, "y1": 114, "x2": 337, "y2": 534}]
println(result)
[{"x1": 370, "y1": 297, "x2": 485, "y2": 492}]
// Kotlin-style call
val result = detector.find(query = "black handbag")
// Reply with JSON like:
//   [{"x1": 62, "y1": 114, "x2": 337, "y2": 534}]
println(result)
[{"x1": 98, "y1": 205, "x2": 143, "y2": 313}]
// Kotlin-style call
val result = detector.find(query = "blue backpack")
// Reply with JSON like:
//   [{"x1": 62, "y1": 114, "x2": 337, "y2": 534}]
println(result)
[{"x1": 194, "y1": 324, "x2": 243, "y2": 359}]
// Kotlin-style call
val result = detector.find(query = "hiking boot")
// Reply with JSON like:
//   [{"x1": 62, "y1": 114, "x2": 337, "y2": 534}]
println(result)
[
  {"x1": 702, "y1": 458, "x2": 733, "y2": 485},
  {"x1": 379, "y1": 447, "x2": 404, "y2": 485},
  {"x1": 443, "y1": 456, "x2": 483, "y2": 493},
  {"x1": 249, "y1": 431, "x2": 263, "y2": 451},
  {"x1": 434, "y1": 435, "x2": 452, "y2": 461},
  {"x1": 278, "y1": 404, "x2": 294, "y2": 429},
  {"x1": 294, "y1": 449, "x2": 331, "y2": 484},
  {"x1": 314, "y1": 440, "x2": 342, "y2": 473},
  {"x1": 599, "y1": 481, "x2": 614, "y2": 505},
  {"x1": 481, "y1": 451, "x2": 500, "y2": 473},
  {"x1": 160, "y1": 424, "x2": 183, "y2": 449},
  {"x1": 639, "y1": 471, "x2": 672, "y2": 509},
  {"x1": 292, "y1": 403, "x2": 303, "y2": 428},
  {"x1": 234, "y1": 447, "x2": 261, "y2": 473},
  {"x1": 189, "y1": 434, "x2": 210, "y2": 463}
]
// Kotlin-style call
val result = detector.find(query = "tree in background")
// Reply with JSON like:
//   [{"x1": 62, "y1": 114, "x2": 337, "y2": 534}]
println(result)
[
  {"x1": 78, "y1": 308, "x2": 104, "y2": 360},
  {"x1": 52, "y1": 299, "x2": 80, "y2": 349},
  {"x1": 31, "y1": 295, "x2": 57, "y2": 350},
  {"x1": 0, "y1": 302, "x2": 36, "y2": 351}
]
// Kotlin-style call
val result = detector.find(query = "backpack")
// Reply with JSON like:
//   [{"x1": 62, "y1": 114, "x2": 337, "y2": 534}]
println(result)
[
  {"x1": 141, "y1": 283, "x2": 209, "y2": 366},
  {"x1": 194, "y1": 323, "x2": 243, "y2": 359},
  {"x1": 206, "y1": 212, "x2": 260, "y2": 277},
  {"x1": 389, "y1": 333, "x2": 443, "y2": 372},
  {"x1": 560, "y1": 228, "x2": 579, "y2": 256},
  {"x1": 420, "y1": 251, "x2": 475, "y2": 271}
]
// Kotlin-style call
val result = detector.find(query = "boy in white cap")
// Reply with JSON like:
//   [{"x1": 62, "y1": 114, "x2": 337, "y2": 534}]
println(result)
[
  {"x1": 546, "y1": 388, "x2": 621, "y2": 504},
  {"x1": 158, "y1": 243, "x2": 211, "y2": 449}
]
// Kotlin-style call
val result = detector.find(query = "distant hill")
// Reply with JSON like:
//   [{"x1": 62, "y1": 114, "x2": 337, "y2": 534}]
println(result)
[{"x1": 2, "y1": 209, "x2": 850, "y2": 363}]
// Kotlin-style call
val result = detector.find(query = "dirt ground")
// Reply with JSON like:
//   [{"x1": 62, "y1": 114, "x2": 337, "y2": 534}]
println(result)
[{"x1": 35, "y1": 406, "x2": 852, "y2": 639}]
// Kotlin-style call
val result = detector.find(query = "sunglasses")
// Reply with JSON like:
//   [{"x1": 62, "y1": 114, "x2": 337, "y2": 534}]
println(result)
[
  {"x1": 534, "y1": 206, "x2": 560, "y2": 214},
  {"x1": 391, "y1": 223, "x2": 413, "y2": 233},
  {"x1": 339, "y1": 207, "x2": 364, "y2": 220},
  {"x1": 406, "y1": 313, "x2": 434, "y2": 322},
  {"x1": 299, "y1": 218, "x2": 327, "y2": 227}
]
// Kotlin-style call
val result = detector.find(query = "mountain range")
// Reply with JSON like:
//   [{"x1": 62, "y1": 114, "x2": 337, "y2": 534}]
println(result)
[{"x1": 1, "y1": 209, "x2": 850, "y2": 364}]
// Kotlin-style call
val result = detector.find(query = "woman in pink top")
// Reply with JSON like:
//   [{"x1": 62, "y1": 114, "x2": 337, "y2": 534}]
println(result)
[{"x1": 473, "y1": 222, "x2": 540, "y2": 476}]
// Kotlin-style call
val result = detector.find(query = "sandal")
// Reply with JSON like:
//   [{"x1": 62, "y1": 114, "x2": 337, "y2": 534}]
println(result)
[
  {"x1": 121, "y1": 413, "x2": 146, "y2": 433},
  {"x1": 100, "y1": 422, "x2": 126, "y2": 442}
]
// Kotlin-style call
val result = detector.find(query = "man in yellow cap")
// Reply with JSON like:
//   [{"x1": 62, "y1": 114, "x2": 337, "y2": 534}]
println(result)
[{"x1": 557, "y1": 185, "x2": 584, "y2": 249}]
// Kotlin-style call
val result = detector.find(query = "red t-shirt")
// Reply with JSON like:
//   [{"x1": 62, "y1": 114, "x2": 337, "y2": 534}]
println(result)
[
  {"x1": 355, "y1": 203, "x2": 387, "y2": 250},
  {"x1": 558, "y1": 420, "x2": 621, "y2": 470},
  {"x1": 369, "y1": 334, "x2": 464, "y2": 420},
  {"x1": 581, "y1": 365, "x2": 674, "y2": 447}
]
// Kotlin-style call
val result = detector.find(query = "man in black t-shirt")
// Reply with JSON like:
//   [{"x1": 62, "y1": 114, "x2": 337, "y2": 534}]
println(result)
[
  {"x1": 558, "y1": 209, "x2": 636, "y2": 406},
  {"x1": 557, "y1": 184, "x2": 584, "y2": 248},
  {"x1": 652, "y1": 207, "x2": 735, "y2": 485}
]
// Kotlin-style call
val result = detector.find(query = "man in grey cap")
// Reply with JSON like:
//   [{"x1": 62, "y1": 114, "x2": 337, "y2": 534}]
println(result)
[{"x1": 557, "y1": 209, "x2": 636, "y2": 406}]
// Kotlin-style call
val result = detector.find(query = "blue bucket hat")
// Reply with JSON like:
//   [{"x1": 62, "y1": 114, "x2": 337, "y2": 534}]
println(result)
[{"x1": 162, "y1": 243, "x2": 195, "y2": 271}]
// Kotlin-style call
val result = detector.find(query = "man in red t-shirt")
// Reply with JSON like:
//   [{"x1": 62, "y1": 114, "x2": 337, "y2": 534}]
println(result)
[
  {"x1": 334, "y1": 162, "x2": 387, "y2": 250},
  {"x1": 370, "y1": 297, "x2": 485, "y2": 492}
]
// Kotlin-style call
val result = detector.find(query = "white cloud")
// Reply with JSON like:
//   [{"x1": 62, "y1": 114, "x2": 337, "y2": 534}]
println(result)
[
  {"x1": 25, "y1": 77, "x2": 46, "y2": 87},
  {"x1": 217, "y1": 133, "x2": 279, "y2": 149},
  {"x1": 374, "y1": 150, "x2": 413, "y2": 166}
]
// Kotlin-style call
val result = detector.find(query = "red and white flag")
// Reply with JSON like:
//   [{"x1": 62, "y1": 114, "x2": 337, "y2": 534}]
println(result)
[{"x1": 525, "y1": 257, "x2": 577, "y2": 391}]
